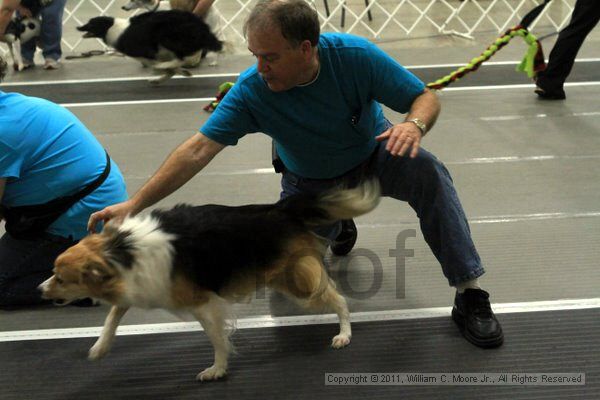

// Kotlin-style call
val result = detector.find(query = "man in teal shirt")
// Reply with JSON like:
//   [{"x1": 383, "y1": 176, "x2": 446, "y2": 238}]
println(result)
[{"x1": 90, "y1": 0, "x2": 503, "y2": 348}]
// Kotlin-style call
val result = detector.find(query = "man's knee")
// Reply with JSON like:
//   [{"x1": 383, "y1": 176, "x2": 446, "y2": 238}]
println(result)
[{"x1": 410, "y1": 151, "x2": 452, "y2": 186}]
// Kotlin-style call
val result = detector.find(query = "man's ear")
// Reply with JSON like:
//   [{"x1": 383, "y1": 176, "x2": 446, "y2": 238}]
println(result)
[
  {"x1": 82, "y1": 262, "x2": 114, "y2": 285},
  {"x1": 300, "y1": 39, "x2": 313, "y2": 56}
]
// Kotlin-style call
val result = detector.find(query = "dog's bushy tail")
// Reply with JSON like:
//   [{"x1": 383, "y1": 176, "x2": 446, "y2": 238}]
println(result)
[{"x1": 279, "y1": 179, "x2": 380, "y2": 227}]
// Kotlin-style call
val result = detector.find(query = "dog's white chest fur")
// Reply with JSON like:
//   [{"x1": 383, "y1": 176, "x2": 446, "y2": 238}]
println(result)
[{"x1": 117, "y1": 216, "x2": 177, "y2": 308}]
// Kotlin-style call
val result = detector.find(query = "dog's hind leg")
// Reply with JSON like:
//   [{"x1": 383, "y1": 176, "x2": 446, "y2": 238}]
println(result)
[
  {"x1": 148, "y1": 69, "x2": 175, "y2": 84},
  {"x1": 269, "y1": 251, "x2": 352, "y2": 348},
  {"x1": 177, "y1": 67, "x2": 192, "y2": 77},
  {"x1": 153, "y1": 59, "x2": 184, "y2": 70},
  {"x1": 88, "y1": 305, "x2": 129, "y2": 360},
  {"x1": 191, "y1": 295, "x2": 233, "y2": 381}
]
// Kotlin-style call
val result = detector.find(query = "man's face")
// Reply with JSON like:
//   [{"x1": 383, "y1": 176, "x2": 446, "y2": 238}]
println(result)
[{"x1": 247, "y1": 26, "x2": 313, "y2": 92}]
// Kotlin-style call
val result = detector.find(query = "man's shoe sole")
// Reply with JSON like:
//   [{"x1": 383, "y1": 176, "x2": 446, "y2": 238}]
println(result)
[{"x1": 452, "y1": 307, "x2": 504, "y2": 349}]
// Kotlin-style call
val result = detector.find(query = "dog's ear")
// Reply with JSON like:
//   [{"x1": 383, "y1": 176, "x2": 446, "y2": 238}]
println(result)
[{"x1": 82, "y1": 262, "x2": 114, "y2": 285}]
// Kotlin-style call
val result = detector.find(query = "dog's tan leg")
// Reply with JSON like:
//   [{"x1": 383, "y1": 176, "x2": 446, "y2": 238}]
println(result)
[
  {"x1": 270, "y1": 253, "x2": 352, "y2": 348},
  {"x1": 88, "y1": 305, "x2": 129, "y2": 360},
  {"x1": 191, "y1": 297, "x2": 232, "y2": 381},
  {"x1": 315, "y1": 281, "x2": 352, "y2": 348}
]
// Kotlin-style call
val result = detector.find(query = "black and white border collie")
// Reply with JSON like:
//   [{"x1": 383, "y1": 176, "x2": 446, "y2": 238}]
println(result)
[
  {"x1": 40, "y1": 181, "x2": 380, "y2": 381},
  {"x1": 2, "y1": 0, "x2": 42, "y2": 72},
  {"x1": 120, "y1": 0, "x2": 223, "y2": 66},
  {"x1": 77, "y1": 10, "x2": 223, "y2": 84}
]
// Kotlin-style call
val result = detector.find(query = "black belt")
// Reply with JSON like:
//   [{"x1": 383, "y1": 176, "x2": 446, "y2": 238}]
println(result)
[{"x1": 1, "y1": 151, "x2": 111, "y2": 240}]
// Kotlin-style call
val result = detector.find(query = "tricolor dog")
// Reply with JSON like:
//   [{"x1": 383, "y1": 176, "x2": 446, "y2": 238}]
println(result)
[{"x1": 39, "y1": 181, "x2": 380, "y2": 381}]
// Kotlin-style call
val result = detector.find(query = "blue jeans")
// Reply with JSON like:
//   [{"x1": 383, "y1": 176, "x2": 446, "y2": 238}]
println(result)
[
  {"x1": 0, "y1": 232, "x2": 75, "y2": 307},
  {"x1": 279, "y1": 141, "x2": 484, "y2": 287},
  {"x1": 21, "y1": 0, "x2": 67, "y2": 63}
]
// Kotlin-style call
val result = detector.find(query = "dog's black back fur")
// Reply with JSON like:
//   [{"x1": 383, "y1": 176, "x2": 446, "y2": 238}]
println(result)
[
  {"x1": 116, "y1": 10, "x2": 222, "y2": 60},
  {"x1": 150, "y1": 194, "x2": 325, "y2": 293}
]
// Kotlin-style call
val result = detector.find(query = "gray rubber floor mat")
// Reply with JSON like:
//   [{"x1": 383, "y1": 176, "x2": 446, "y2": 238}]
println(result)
[{"x1": 1, "y1": 308, "x2": 597, "y2": 400}]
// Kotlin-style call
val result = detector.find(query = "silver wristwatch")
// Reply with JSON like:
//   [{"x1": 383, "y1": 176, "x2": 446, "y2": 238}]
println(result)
[{"x1": 407, "y1": 118, "x2": 427, "y2": 135}]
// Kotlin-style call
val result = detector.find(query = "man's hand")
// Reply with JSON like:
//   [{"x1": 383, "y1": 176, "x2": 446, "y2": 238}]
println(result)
[
  {"x1": 375, "y1": 121, "x2": 423, "y2": 158},
  {"x1": 87, "y1": 199, "x2": 139, "y2": 233}
]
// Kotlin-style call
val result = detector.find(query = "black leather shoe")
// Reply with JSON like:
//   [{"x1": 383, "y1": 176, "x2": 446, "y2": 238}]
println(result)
[
  {"x1": 535, "y1": 85, "x2": 566, "y2": 100},
  {"x1": 452, "y1": 289, "x2": 504, "y2": 348},
  {"x1": 331, "y1": 219, "x2": 357, "y2": 256}
]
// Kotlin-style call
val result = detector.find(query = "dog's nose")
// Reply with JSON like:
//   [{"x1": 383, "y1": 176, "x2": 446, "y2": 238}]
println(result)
[{"x1": 37, "y1": 278, "x2": 51, "y2": 295}]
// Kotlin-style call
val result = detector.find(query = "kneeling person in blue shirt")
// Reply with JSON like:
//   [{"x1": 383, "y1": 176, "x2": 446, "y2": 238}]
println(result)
[
  {"x1": 88, "y1": 0, "x2": 503, "y2": 348},
  {"x1": 0, "y1": 55, "x2": 128, "y2": 307}
]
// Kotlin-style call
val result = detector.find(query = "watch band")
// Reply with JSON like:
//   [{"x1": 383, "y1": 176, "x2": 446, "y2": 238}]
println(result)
[{"x1": 407, "y1": 118, "x2": 427, "y2": 135}]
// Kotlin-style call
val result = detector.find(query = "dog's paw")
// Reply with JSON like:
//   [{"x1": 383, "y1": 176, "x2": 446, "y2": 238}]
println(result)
[
  {"x1": 148, "y1": 77, "x2": 163, "y2": 85},
  {"x1": 208, "y1": 60, "x2": 218, "y2": 67},
  {"x1": 88, "y1": 343, "x2": 110, "y2": 360},
  {"x1": 196, "y1": 365, "x2": 227, "y2": 381},
  {"x1": 331, "y1": 334, "x2": 351, "y2": 349}
]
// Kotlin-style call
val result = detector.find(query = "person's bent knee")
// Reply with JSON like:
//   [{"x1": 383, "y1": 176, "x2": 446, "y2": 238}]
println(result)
[{"x1": 411, "y1": 151, "x2": 452, "y2": 184}]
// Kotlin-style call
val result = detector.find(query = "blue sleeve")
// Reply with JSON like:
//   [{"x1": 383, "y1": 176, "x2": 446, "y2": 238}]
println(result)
[
  {"x1": 200, "y1": 80, "x2": 260, "y2": 146},
  {"x1": 366, "y1": 42, "x2": 425, "y2": 113}
]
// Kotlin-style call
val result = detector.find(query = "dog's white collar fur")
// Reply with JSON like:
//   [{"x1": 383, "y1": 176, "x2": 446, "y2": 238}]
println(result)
[{"x1": 105, "y1": 18, "x2": 130, "y2": 47}]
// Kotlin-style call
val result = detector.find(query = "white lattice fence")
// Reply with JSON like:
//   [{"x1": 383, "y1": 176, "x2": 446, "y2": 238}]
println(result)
[{"x1": 1, "y1": 0, "x2": 578, "y2": 55}]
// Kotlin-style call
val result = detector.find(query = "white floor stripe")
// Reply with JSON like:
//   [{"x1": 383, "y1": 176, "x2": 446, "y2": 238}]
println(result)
[
  {"x1": 360, "y1": 212, "x2": 600, "y2": 227},
  {"x1": 405, "y1": 58, "x2": 600, "y2": 69},
  {"x1": 442, "y1": 81, "x2": 600, "y2": 92},
  {"x1": 4, "y1": 58, "x2": 599, "y2": 87},
  {"x1": 61, "y1": 97, "x2": 213, "y2": 108},
  {"x1": 470, "y1": 211, "x2": 600, "y2": 224},
  {"x1": 481, "y1": 111, "x2": 600, "y2": 121},
  {"x1": 1, "y1": 298, "x2": 598, "y2": 342},
  {"x1": 55, "y1": 81, "x2": 600, "y2": 107},
  {"x1": 0, "y1": 72, "x2": 240, "y2": 87},
  {"x1": 446, "y1": 154, "x2": 600, "y2": 164}
]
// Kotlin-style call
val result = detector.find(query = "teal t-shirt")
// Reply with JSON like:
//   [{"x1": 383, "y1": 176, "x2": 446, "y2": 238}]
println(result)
[
  {"x1": 0, "y1": 91, "x2": 128, "y2": 240},
  {"x1": 201, "y1": 33, "x2": 425, "y2": 179}
]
